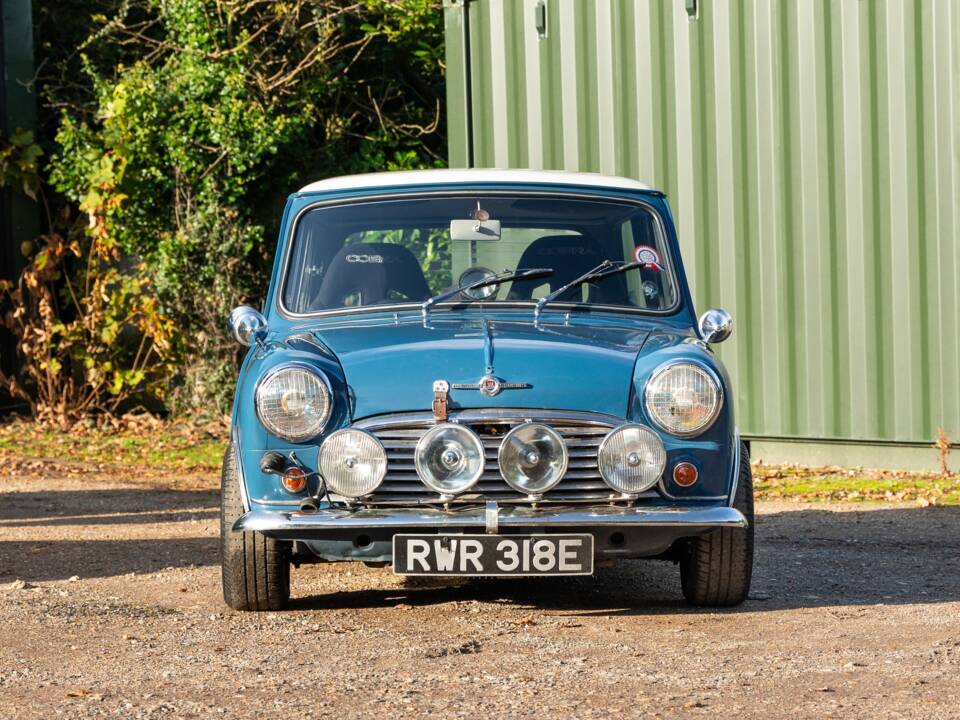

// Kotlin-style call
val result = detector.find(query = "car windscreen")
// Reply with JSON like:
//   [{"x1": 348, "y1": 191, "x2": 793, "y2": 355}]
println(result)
[{"x1": 281, "y1": 194, "x2": 677, "y2": 314}]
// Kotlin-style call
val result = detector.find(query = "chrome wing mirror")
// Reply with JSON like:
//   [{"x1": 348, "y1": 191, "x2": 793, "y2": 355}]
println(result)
[
  {"x1": 228, "y1": 306, "x2": 268, "y2": 347},
  {"x1": 698, "y1": 308, "x2": 733, "y2": 344}
]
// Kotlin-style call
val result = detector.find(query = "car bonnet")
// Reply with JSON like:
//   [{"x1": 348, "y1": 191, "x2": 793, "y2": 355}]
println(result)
[{"x1": 309, "y1": 314, "x2": 652, "y2": 419}]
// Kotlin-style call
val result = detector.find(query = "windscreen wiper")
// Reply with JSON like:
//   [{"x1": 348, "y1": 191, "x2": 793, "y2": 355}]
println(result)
[
  {"x1": 421, "y1": 267, "x2": 554, "y2": 319},
  {"x1": 534, "y1": 259, "x2": 643, "y2": 322}
]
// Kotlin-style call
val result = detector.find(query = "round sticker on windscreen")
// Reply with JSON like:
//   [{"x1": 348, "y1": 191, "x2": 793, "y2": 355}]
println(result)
[{"x1": 634, "y1": 245, "x2": 661, "y2": 265}]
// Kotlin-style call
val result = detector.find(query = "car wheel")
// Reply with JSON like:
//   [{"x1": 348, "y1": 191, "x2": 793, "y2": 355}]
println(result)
[
  {"x1": 220, "y1": 444, "x2": 291, "y2": 611},
  {"x1": 680, "y1": 441, "x2": 754, "y2": 607}
]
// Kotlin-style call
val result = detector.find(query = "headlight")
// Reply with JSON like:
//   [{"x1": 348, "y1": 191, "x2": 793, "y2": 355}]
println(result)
[
  {"x1": 255, "y1": 365, "x2": 332, "y2": 442},
  {"x1": 498, "y1": 422, "x2": 568, "y2": 495},
  {"x1": 318, "y1": 429, "x2": 387, "y2": 498},
  {"x1": 598, "y1": 424, "x2": 666, "y2": 494},
  {"x1": 644, "y1": 362, "x2": 722, "y2": 436},
  {"x1": 415, "y1": 423, "x2": 485, "y2": 495}
]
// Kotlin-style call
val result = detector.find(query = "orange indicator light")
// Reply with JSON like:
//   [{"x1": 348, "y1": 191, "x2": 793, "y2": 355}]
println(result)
[
  {"x1": 673, "y1": 462, "x2": 699, "y2": 487},
  {"x1": 281, "y1": 467, "x2": 307, "y2": 493}
]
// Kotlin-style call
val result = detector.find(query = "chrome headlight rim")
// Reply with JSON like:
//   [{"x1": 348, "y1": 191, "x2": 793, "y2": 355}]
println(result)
[
  {"x1": 643, "y1": 360, "x2": 724, "y2": 438},
  {"x1": 414, "y1": 422, "x2": 486, "y2": 496},
  {"x1": 318, "y1": 428, "x2": 387, "y2": 498},
  {"x1": 497, "y1": 421, "x2": 569, "y2": 495},
  {"x1": 597, "y1": 422, "x2": 667, "y2": 494},
  {"x1": 254, "y1": 362, "x2": 333, "y2": 443}
]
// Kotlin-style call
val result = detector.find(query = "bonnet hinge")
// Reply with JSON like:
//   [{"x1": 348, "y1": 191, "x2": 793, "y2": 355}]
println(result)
[{"x1": 432, "y1": 380, "x2": 450, "y2": 422}]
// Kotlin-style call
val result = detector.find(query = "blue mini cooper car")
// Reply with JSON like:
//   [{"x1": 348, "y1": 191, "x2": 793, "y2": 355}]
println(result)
[{"x1": 222, "y1": 169, "x2": 753, "y2": 611}]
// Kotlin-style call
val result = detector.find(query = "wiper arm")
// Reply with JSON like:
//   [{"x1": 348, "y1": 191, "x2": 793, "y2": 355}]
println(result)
[
  {"x1": 421, "y1": 267, "x2": 553, "y2": 319},
  {"x1": 534, "y1": 259, "x2": 643, "y2": 322}
]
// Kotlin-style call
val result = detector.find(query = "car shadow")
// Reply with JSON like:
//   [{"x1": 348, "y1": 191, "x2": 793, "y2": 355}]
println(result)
[
  {"x1": 2, "y1": 482, "x2": 959, "y2": 613},
  {"x1": 0, "y1": 487, "x2": 219, "y2": 582},
  {"x1": 0, "y1": 537, "x2": 219, "y2": 582},
  {"x1": 0, "y1": 488, "x2": 218, "y2": 522},
  {"x1": 292, "y1": 505, "x2": 960, "y2": 615}
]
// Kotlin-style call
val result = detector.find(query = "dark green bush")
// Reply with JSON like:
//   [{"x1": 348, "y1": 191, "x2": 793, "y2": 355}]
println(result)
[{"x1": 28, "y1": 0, "x2": 445, "y2": 415}]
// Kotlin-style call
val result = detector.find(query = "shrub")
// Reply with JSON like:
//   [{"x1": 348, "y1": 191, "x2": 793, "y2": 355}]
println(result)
[
  {"x1": 1, "y1": 131, "x2": 177, "y2": 422},
  {"x1": 12, "y1": 0, "x2": 445, "y2": 417}
]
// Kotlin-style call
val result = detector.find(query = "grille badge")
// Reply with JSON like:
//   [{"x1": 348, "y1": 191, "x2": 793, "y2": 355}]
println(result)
[{"x1": 452, "y1": 374, "x2": 532, "y2": 397}]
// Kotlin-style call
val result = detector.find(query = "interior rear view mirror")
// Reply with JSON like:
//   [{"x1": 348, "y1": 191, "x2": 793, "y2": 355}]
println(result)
[{"x1": 450, "y1": 218, "x2": 501, "y2": 242}]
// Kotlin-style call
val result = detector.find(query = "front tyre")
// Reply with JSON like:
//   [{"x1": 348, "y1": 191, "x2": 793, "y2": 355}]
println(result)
[
  {"x1": 220, "y1": 444, "x2": 290, "y2": 611},
  {"x1": 680, "y1": 441, "x2": 754, "y2": 607}
]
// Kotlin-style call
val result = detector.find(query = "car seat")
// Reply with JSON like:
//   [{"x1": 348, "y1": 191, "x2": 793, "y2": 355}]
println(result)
[
  {"x1": 315, "y1": 242, "x2": 431, "y2": 309},
  {"x1": 507, "y1": 234, "x2": 628, "y2": 304}
]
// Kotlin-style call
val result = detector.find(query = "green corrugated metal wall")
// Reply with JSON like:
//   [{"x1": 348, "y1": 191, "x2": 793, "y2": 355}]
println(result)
[{"x1": 444, "y1": 0, "x2": 960, "y2": 447}]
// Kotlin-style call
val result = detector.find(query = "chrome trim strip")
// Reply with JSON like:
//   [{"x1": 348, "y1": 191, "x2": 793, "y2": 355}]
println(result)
[
  {"x1": 728, "y1": 429, "x2": 741, "y2": 507},
  {"x1": 250, "y1": 498, "x2": 301, "y2": 507},
  {"x1": 353, "y1": 408, "x2": 624, "y2": 430},
  {"x1": 231, "y1": 426, "x2": 251, "y2": 513},
  {"x1": 276, "y1": 190, "x2": 681, "y2": 320},
  {"x1": 234, "y1": 505, "x2": 747, "y2": 533}
]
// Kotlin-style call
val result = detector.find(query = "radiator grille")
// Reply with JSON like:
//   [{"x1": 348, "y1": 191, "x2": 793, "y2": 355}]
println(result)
[{"x1": 355, "y1": 414, "x2": 659, "y2": 506}]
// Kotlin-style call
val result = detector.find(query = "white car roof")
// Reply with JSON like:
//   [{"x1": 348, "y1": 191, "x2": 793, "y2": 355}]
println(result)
[{"x1": 298, "y1": 168, "x2": 654, "y2": 194}]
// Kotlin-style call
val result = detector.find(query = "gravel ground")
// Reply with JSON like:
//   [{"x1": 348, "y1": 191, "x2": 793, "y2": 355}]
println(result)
[{"x1": 1, "y1": 469, "x2": 959, "y2": 719}]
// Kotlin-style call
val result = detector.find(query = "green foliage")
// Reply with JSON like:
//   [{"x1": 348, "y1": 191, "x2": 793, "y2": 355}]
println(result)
[
  {"x1": 0, "y1": 129, "x2": 43, "y2": 200},
  {"x1": 1, "y1": 128, "x2": 178, "y2": 421},
  {"x1": 0, "y1": 201, "x2": 178, "y2": 423},
  {"x1": 24, "y1": 0, "x2": 446, "y2": 415}
]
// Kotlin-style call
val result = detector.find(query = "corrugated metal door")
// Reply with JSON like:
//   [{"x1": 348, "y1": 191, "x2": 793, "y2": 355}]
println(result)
[{"x1": 444, "y1": 0, "x2": 960, "y2": 446}]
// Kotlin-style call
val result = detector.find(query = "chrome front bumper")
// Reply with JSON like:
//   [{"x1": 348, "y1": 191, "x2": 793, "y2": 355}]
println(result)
[{"x1": 234, "y1": 503, "x2": 747, "y2": 537}]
